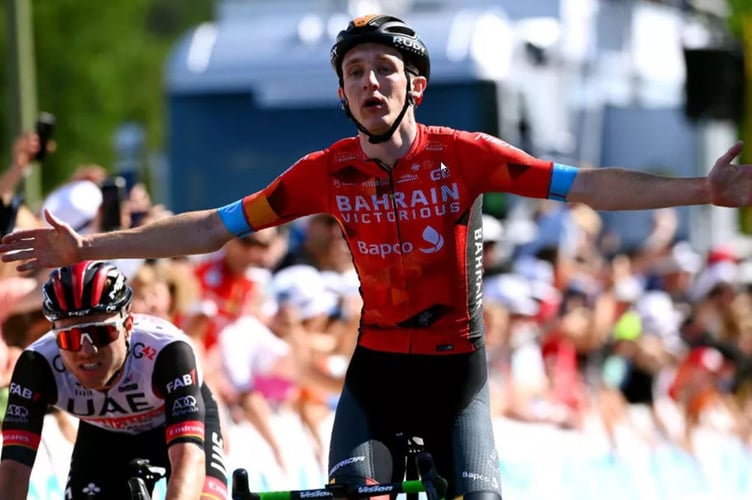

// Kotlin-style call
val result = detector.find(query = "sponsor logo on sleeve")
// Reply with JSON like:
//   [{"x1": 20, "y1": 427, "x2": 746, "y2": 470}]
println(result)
[
  {"x1": 1, "y1": 430, "x2": 41, "y2": 450},
  {"x1": 4, "y1": 404, "x2": 30, "y2": 423},
  {"x1": 9, "y1": 382, "x2": 40, "y2": 402},
  {"x1": 171, "y1": 395, "x2": 199, "y2": 416},
  {"x1": 166, "y1": 369, "x2": 198, "y2": 394},
  {"x1": 166, "y1": 420, "x2": 205, "y2": 443}
]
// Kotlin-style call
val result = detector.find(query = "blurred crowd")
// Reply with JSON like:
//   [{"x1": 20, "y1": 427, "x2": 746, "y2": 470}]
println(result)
[{"x1": 1, "y1": 131, "x2": 752, "y2": 473}]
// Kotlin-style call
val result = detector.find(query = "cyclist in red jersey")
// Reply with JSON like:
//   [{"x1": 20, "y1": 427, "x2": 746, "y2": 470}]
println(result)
[{"x1": 3, "y1": 13, "x2": 752, "y2": 500}]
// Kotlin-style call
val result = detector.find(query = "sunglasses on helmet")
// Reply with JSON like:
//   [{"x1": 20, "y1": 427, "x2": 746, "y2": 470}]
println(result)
[{"x1": 53, "y1": 318, "x2": 124, "y2": 352}]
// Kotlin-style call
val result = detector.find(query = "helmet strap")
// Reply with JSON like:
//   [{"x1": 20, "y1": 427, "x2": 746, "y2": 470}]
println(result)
[{"x1": 342, "y1": 71, "x2": 415, "y2": 144}]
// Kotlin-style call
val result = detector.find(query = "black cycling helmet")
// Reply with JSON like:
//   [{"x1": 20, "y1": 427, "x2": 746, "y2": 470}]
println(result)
[
  {"x1": 42, "y1": 260, "x2": 133, "y2": 322},
  {"x1": 330, "y1": 15, "x2": 430, "y2": 144},
  {"x1": 330, "y1": 14, "x2": 431, "y2": 84}
]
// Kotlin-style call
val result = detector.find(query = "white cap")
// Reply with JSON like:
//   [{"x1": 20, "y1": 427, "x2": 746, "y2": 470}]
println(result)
[
  {"x1": 482, "y1": 214, "x2": 504, "y2": 243},
  {"x1": 635, "y1": 290, "x2": 682, "y2": 337},
  {"x1": 484, "y1": 273, "x2": 539, "y2": 316},
  {"x1": 513, "y1": 256, "x2": 554, "y2": 284},
  {"x1": 738, "y1": 260, "x2": 752, "y2": 285},
  {"x1": 321, "y1": 269, "x2": 361, "y2": 298},
  {"x1": 512, "y1": 256, "x2": 558, "y2": 301},
  {"x1": 613, "y1": 276, "x2": 644, "y2": 303},
  {"x1": 689, "y1": 260, "x2": 738, "y2": 301},
  {"x1": 654, "y1": 241, "x2": 702, "y2": 275},
  {"x1": 270, "y1": 265, "x2": 339, "y2": 320},
  {"x1": 41, "y1": 180, "x2": 102, "y2": 234}
]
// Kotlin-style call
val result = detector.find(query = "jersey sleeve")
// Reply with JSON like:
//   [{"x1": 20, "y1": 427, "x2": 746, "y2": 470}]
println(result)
[
  {"x1": 1, "y1": 350, "x2": 56, "y2": 466},
  {"x1": 238, "y1": 150, "x2": 332, "y2": 231},
  {"x1": 456, "y1": 131, "x2": 556, "y2": 199},
  {"x1": 152, "y1": 341, "x2": 206, "y2": 448}
]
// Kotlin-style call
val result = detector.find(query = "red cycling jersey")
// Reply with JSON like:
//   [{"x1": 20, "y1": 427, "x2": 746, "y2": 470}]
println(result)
[
  {"x1": 237, "y1": 125, "x2": 555, "y2": 354},
  {"x1": 193, "y1": 256, "x2": 260, "y2": 351}
]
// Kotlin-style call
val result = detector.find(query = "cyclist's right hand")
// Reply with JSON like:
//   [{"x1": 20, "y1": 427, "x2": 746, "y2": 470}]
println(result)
[{"x1": 0, "y1": 209, "x2": 83, "y2": 272}]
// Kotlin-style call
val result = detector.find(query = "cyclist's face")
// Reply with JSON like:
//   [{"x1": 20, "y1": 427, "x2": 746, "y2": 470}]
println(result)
[
  {"x1": 55, "y1": 312, "x2": 130, "y2": 390},
  {"x1": 339, "y1": 43, "x2": 415, "y2": 134}
]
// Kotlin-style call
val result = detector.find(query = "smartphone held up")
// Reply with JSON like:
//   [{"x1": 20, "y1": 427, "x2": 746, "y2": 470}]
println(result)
[
  {"x1": 100, "y1": 176, "x2": 126, "y2": 232},
  {"x1": 34, "y1": 112, "x2": 56, "y2": 162}
]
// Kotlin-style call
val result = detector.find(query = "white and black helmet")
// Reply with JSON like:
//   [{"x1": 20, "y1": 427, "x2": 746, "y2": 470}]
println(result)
[{"x1": 330, "y1": 14, "x2": 431, "y2": 84}]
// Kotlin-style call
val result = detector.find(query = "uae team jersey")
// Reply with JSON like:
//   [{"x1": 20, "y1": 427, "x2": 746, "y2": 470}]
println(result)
[
  {"x1": 236, "y1": 125, "x2": 558, "y2": 354},
  {"x1": 1, "y1": 314, "x2": 207, "y2": 467}
]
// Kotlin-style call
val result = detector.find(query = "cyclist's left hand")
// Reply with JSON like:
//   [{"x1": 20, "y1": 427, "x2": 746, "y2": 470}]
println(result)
[{"x1": 708, "y1": 141, "x2": 752, "y2": 206}]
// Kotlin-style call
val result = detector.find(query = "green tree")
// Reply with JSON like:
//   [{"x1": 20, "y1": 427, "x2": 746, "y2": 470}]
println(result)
[{"x1": 1, "y1": 0, "x2": 213, "y2": 193}]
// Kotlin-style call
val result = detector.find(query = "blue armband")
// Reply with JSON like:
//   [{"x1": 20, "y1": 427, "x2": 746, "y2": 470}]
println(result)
[
  {"x1": 217, "y1": 200, "x2": 253, "y2": 237},
  {"x1": 548, "y1": 163, "x2": 578, "y2": 201}
]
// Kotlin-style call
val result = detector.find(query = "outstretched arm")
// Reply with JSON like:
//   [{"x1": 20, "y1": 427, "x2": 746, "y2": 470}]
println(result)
[
  {"x1": 0, "y1": 208, "x2": 234, "y2": 272},
  {"x1": 567, "y1": 141, "x2": 752, "y2": 210}
]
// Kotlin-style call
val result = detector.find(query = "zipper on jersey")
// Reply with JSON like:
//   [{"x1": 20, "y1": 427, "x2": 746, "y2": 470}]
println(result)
[
  {"x1": 370, "y1": 158, "x2": 411, "y2": 345},
  {"x1": 386, "y1": 165, "x2": 413, "y2": 351}
]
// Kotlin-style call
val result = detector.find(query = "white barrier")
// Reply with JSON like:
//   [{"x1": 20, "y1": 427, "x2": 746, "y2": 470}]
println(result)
[{"x1": 14, "y1": 408, "x2": 752, "y2": 499}]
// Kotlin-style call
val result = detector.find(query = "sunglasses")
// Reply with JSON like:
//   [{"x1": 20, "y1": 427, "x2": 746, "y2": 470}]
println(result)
[{"x1": 54, "y1": 319, "x2": 124, "y2": 352}]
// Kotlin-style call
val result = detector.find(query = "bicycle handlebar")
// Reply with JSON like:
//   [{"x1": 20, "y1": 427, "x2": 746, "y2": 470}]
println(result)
[
  {"x1": 128, "y1": 458, "x2": 167, "y2": 500},
  {"x1": 232, "y1": 451, "x2": 447, "y2": 500},
  {"x1": 232, "y1": 473, "x2": 427, "y2": 500},
  {"x1": 416, "y1": 452, "x2": 448, "y2": 500},
  {"x1": 128, "y1": 477, "x2": 153, "y2": 500}
]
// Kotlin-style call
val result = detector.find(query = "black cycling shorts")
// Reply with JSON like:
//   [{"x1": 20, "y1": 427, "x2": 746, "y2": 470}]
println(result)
[
  {"x1": 64, "y1": 383, "x2": 227, "y2": 500},
  {"x1": 328, "y1": 346, "x2": 503, "y2": 499}
]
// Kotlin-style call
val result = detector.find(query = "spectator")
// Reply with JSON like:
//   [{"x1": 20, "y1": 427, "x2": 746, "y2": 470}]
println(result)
[
  {"x1": 129, "y1": 261, "x2": 174, "y2": 319},
  {"x1": 40, "y1": 168, "x2": 144, "y2": 279},
  {"x1": 649, "y1": 240, "x2": 702, "y2": 304},
  {"x1": 277, "y1": 214, "x2": 346, "y2": 272},
  {"x1": 668, "y1": 346, "x2": 749, "y2": 452},
  {"x1": 218, "y1": 314, "x2": 294, "y2": 472},
  {"x1": 267, "y1": 265, "x2": 351, "y2": 457},
  {"x1": 538, "y1": 334, "x2": 589, "y2": 430},
  {"x1": 41, "y1": 178, "x2": 103, "y2": 235},
  {"x1": 481, "y1": 214, "x2": 507, "y2": 277},
  {"x1": 192, "y1": 227, "x2": 284, "y2": 351},
  {"x1": 124, "y1": 182, "x2": 174, "y2": 228}
]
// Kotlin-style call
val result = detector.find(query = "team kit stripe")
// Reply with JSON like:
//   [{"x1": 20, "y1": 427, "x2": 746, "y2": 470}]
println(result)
[
  {"x1": 243, "y1": 192, "x2": 280, "y2": 229},
  {"x1": 201, "y1": 476, "x2": 229, "y2": 500},
  {"x1": 166, "y1": 420, "x2": 205, "y2": 443},
  {"x1": 1, "y1": 430, "x2": 42, "y2": 450}
]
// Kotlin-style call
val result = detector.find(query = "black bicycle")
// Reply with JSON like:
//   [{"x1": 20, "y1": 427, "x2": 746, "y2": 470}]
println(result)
[
  {"x1": 231, "y1": 434, "x2": 447, "y2": 500},
  {"x1": 128, "y1": 458, "x2": 167, "y2": 500}
]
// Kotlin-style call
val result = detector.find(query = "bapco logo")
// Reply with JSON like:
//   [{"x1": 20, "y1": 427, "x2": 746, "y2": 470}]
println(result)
[{"x1": 419, "y1": 225, "x2": 444, "y2": 254}]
